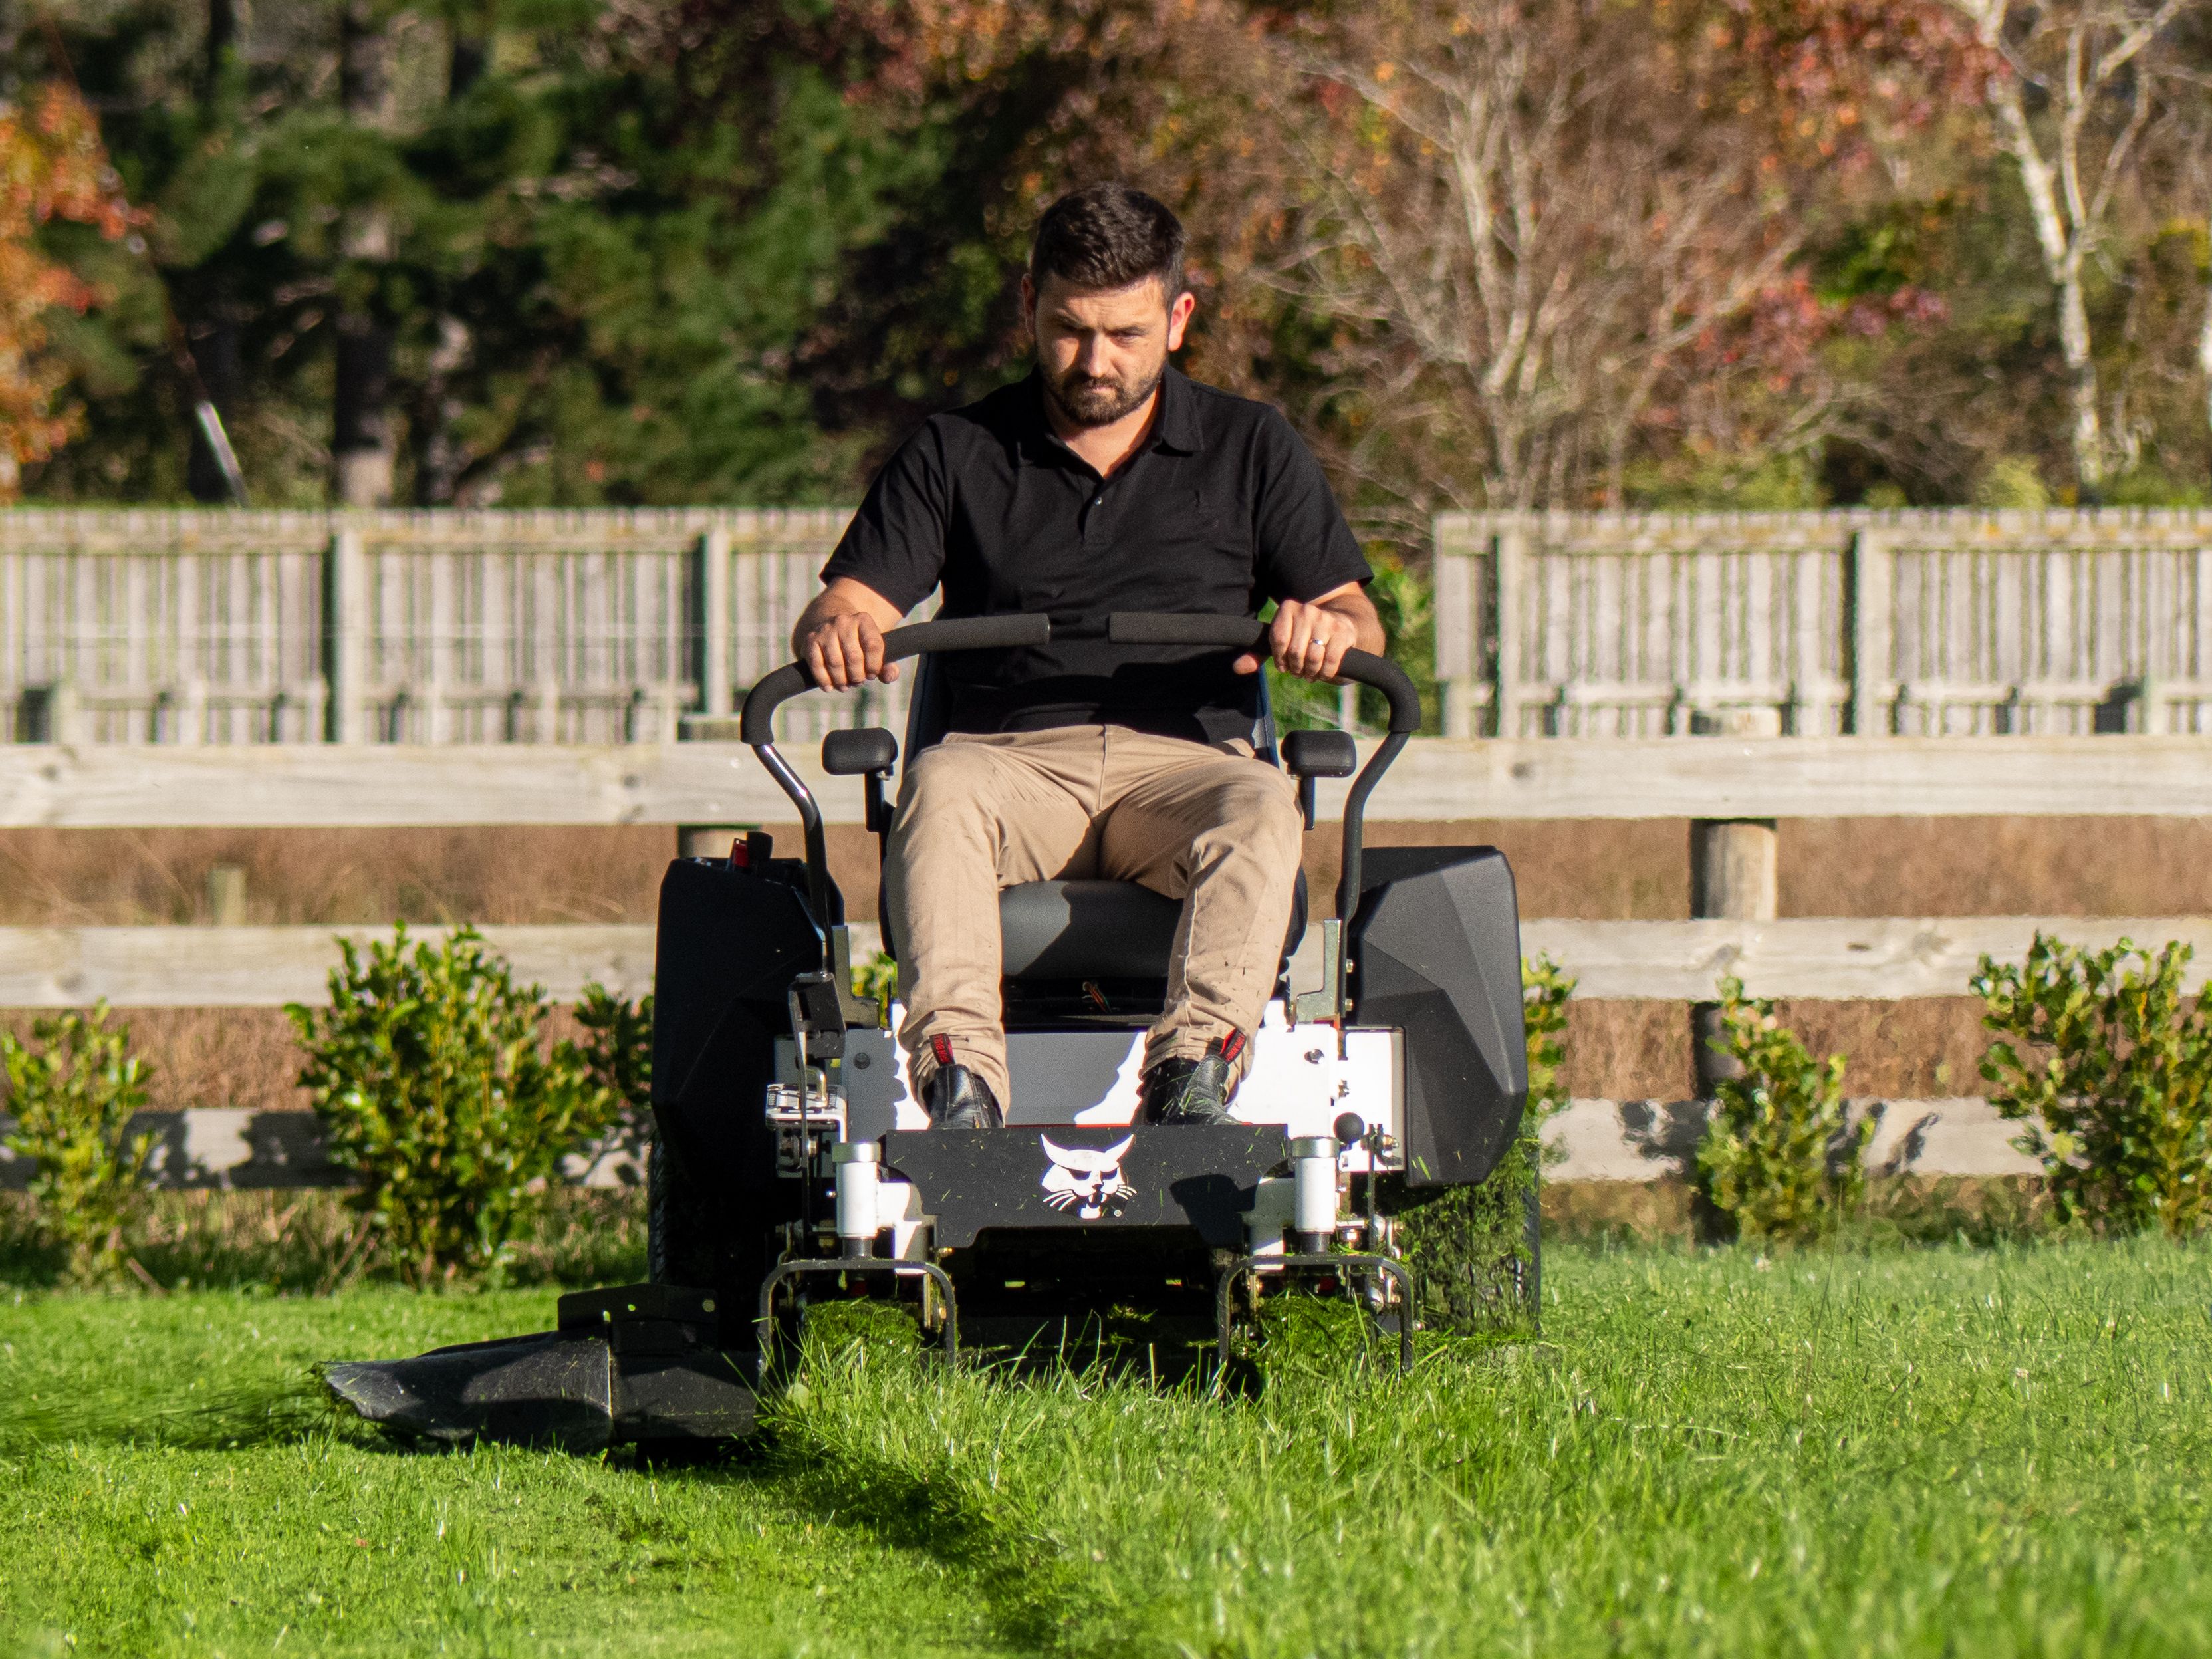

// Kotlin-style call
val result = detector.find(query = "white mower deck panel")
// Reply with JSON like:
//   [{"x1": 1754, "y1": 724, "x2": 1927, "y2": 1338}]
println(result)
[{"x1": 773, "y1": 1001, "x2": 1404, "y2": 1169}]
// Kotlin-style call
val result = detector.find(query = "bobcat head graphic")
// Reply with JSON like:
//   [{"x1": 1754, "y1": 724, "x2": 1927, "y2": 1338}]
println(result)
[{"x1": 1039, "y1": 1134, "x2": 1136, "y2": 1220}]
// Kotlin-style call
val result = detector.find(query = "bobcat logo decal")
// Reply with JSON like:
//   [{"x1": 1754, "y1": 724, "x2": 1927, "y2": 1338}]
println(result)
[{"x1": 1039, "y1": 1134, "x2": 1136, "y2": 1220}]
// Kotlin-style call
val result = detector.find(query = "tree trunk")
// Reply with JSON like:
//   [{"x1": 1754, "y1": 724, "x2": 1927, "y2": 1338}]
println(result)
[
  {"x1": 410, "y1": 17, "x2": 489, "y2": 505},
  {"x1": 186, "y1": 0, "x2": 244, "y2": 504},
  {"x1": 2200, "y1": 248, "x2": 2212, "y2": 485},
  {"x1": 2058, "y1": 263, "x2": 2106, "y2": 499},
  {"x1": 412, "y1": 318, "x2": 471, "y2": 506},
  {"x1": 333, "y1": 0, "x2": 395, "y2": 508}
]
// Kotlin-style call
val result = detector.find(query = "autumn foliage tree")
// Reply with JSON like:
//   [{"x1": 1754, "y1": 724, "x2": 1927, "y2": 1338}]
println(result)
[
  {"x1": 1177, "y1": 0, "x2": 1991, "y2": 525},
  {"x1": 0, "y1": 82, "x2": 138, "y2": 497}
]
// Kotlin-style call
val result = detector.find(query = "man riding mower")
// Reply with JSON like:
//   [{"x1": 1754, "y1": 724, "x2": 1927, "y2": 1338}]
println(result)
[{"x1": 323, "y1": 184, "x2": 1530, "y2": 1453}]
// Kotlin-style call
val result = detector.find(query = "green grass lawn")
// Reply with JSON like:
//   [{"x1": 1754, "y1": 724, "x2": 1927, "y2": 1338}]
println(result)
[{"x1": 3, "y1": 1239, "x2": 2208, "y2": 1658}]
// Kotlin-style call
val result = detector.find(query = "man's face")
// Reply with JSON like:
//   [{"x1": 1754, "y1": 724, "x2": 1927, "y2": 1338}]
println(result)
[{"x1": 1025, "y1": 271, "x2": 1196, "y2": 429}]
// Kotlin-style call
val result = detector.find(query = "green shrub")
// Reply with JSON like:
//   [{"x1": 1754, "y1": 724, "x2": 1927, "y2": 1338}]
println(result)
[
  {"x1": 1971, "y1": 932, "x2": 2212, "y2": 1239},
  {"x1": 0, "y1": 1003, "x2": 155, "y2": 1284},
  {"x1": 575, "y1": 983, "x2": 652, "y2": 1117},
  {"x1": 287, "y1": 927, "x2": 619, "y2": 1285},
  {"x1": 1522, "y1": 953, "x2": 1574, "y2": 1133},
  {"x1": 1695, "y1": 977, "x2": 1870, "y2": 1242},
  {"x1": 1393, "y1": 956, "x2": 1576, "y2": 1335},
  {"x1": 850, "y1": 949, "x2": 898, "y2": 1009},
  {"x1": 1265, "y1": 550, "x2": 1439, "y2": 733},
  {"x1": 572, "y1": 983, "x2": 654, "y2": 1182}
]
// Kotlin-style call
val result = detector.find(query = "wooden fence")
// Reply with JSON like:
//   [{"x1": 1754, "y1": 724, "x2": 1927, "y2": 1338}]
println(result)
[
  {"x1": 1, "y1": 732, "x2": 2199, "y2": 1188},
  {"x1": 19, "y1": 506, "x2": 2212, "y2": 747},
  {"x1": 0, "y1": 507, "x2": 889, "y2": 745},
  {"x1": 1434, "y1": 508, "x2": 2212, "y2": 740}
]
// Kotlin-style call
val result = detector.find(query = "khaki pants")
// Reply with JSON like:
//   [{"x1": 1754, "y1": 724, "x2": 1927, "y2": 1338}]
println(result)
[{"x1": 884, "y1": 724, "x2": 1304, "y2": 1108}]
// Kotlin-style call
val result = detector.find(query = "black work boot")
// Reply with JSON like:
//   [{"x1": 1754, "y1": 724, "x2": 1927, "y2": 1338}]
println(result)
[
  {"x1": 1139, "y1": 1033, "x2": 1246, "y2": 1126},
  {"x1": 922, "y1": 1036, "x2": 1003, "y2": 1130}
]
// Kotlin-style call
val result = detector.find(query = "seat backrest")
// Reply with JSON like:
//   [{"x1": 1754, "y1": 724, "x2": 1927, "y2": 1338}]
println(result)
[{"x1": 898, "y1": 644, "x2": 1284, "y2": 779}]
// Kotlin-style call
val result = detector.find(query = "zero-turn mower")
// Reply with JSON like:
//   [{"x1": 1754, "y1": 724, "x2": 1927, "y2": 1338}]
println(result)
[{"x1": 324, "y1": 614, "x2": 1530, "y2": 1452}]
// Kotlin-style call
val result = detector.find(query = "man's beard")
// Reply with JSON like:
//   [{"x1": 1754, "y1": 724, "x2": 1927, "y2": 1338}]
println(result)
[{"x1": 1043, "y1": 358, "x2": 1164, "y2": 429}]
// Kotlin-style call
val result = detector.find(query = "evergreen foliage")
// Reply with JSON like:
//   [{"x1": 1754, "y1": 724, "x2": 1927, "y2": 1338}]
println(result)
[
  {"x1": 1696, "y1": 976, "x2": 1872, "y2": 1242},
  {"x1": 1973, "y1": 932, "x2": 2212, "y2": 1239},
  {"x1": 0, "y1": 1001, "x2": 155, "y2": 1284},
  {"x1": 285, "y1": 925, "x2": 619, "y2": 1282}
]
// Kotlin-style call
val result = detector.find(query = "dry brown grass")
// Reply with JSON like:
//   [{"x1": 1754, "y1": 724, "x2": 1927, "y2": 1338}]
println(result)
[
  {"x1": 0, "y1": 1000, "x2": 595, "y2": 1116},
  {"x1": 7, "y1": 816, "x2": 2205, "y2": 928},
  {"x1": 1558, "y1": 996, "x2": 1998, "y2": 1102}
]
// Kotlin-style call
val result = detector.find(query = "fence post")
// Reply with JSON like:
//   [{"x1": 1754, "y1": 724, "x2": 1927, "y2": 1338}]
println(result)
[
  {"x1": 1846, "y1": 528, "x2": 1891, "y2": 737},
  {"x1": 1689, "y1": 817, "x2": 1778, "y2": 1096},
  {"x1": 1492, "y1": 523, "x2": 1527, "y2": 741},
  {"x1": 1433, "y1": 533, "x2": 1477, "y2": 739},
  {"x1": 324, "y1": 527, "x2": 368, "y2": 743},
  {"x1": 37, "y1": 679, "x2": 82, "y2": 745},
  {"x1": 2138, "y1": 674, "x2": 2169, "y2": 735},
  {"x1": 206, "y1": 864, "x2": 247, "y2": 927},
  {"x1": 695, "y1": 525, "x2": 732, "y2": 717}
]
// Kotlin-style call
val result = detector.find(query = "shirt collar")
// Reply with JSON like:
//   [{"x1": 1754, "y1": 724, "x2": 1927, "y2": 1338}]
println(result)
[{"x1": 1017, "y1": 363, "x2": 1204, "y2": 465}]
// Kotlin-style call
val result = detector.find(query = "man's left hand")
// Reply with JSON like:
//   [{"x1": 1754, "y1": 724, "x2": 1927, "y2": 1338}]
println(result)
[{"x1": 1235, "y1": 596, "x2": 1362, "y2": 681}]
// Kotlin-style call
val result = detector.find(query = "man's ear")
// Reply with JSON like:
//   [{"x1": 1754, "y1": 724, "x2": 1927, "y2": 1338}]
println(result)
[
  {"x1": 1020, "y1": 271, "x2": 1037, "y2": 338},
  {"x1": 1166, "y1": 288, "x2": 1196, "y2": 352}
]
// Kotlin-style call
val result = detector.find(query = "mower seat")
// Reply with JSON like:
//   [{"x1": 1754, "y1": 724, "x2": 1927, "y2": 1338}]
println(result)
[{"x1": 997, "y1": 873, "x2": 1307, "y2": 984}]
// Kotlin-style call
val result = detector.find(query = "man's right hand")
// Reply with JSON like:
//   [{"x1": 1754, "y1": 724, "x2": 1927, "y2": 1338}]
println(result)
[{"x1": 802, "y1": 610, "x2": 898, "y2": 691}]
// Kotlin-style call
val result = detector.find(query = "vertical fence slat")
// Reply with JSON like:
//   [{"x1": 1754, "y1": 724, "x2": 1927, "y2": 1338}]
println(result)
[
  {"x1": 1432, "y1": 535, "x2": 1475, "y2": 739},
  {"x1": 1491, "y1": 525, "x2": 1526, "y2": 741}
]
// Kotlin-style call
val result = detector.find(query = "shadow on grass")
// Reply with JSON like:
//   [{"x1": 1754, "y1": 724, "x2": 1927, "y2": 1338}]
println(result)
[{"x1": 655, "y1": 1299, "x2": 1528, "y2": 1658}]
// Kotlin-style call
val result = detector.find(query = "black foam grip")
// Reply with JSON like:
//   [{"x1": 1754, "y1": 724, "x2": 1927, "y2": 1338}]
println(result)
[
  {"x1": 1339, "y1": 648, "x2": 1423, "y2": 735},
  {"x1": 1107, "y1": 614, "x2": 1422, "y2": 735},
  {"x1": 739, "y1": 614, "x2": 1052, "y2": 745},
  {"x1": 1106, "y1": 613, "x2": 1271, "y2": 648}
]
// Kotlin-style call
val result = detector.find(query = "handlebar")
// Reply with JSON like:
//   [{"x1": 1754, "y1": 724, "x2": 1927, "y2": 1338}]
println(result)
[
  {"x1": 741, "y1": 608, "x2": 1420, "y2": 981},
  {"x1": 739, "y1": 614, "x2": 1052, "y2": 745},
  {"x1": 1104, "y1": 613, "x2": 1423, "y2": 736}
]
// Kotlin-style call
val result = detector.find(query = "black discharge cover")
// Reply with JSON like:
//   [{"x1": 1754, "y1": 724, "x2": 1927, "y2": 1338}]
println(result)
[
  {"x1": 648, "y1": 855, "x2": 831, "y2": 1308},
  {"x1": 1348, "y1": 847, "x2": 1528, "y2": 1188}
]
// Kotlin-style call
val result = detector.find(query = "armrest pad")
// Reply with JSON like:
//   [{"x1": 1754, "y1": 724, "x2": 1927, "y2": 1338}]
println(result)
[
  {"x1": 822, "y1": 727, "x2": 898, "y2": 775},
  {"x1": 1282, "y1": 729, "x2": 1358, "y2": 779}
]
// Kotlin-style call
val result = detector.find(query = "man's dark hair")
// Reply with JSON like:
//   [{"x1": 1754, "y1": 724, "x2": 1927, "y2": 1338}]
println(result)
[{"x1": 1029, "y1": 183, "x2": 1185, "y2": 303}]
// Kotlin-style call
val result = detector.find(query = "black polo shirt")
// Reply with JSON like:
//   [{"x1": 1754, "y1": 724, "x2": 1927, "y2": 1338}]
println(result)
[{"x1": 821, "y1": 366, "x2": 1372, "y2": 744}]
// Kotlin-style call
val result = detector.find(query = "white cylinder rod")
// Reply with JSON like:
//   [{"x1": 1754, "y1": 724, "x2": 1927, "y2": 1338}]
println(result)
[
  {"x1": 1290, "y1": 1134, "x2": 1339, "y2": 1251},
  {"x1": 832, "y1": 1140, "x2": 882, "y2": 1257}
]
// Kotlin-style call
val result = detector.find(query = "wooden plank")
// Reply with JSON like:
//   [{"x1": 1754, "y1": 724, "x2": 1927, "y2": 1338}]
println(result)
[
  {"x1": 1311, "y1": 734, "x2": 2212, "y2": 823},
  {"x1": 1521, "y1": 916, "x2": 2212, "y2": 1000},
  {"x1": 1543, "y1": 1096, "x2": 2040, "y2": 1182},
  {"x1": 0, "y1": 924, "x2": 656, "y2": 1007},
  {"x1": 0, "y1": 914, "x2": 2201, "y2": 1008},
  {"x1": 4, "y1": 735, "x2": 2212, "y2": 827},
  {"x1": 0, "y1": 1094, "x2": 2038, "y2": 1190}
]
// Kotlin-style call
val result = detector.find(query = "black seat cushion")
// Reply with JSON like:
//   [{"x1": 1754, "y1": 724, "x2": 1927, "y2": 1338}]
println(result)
[{"x1": 997, "y1": 873, "x2": 1307, "y2": 983}]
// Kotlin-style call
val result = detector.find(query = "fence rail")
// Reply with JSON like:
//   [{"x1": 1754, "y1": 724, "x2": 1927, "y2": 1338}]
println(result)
[
  {"x1": 4, "y1": 916, "x2": 2201, "y2": 1009},
  {"x1": 5, "y1": 735, "x2": 2207, "y2": 827},
  {"x1": 0, "y1": 1096, "x2": 2042, "y2": 1190}
]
